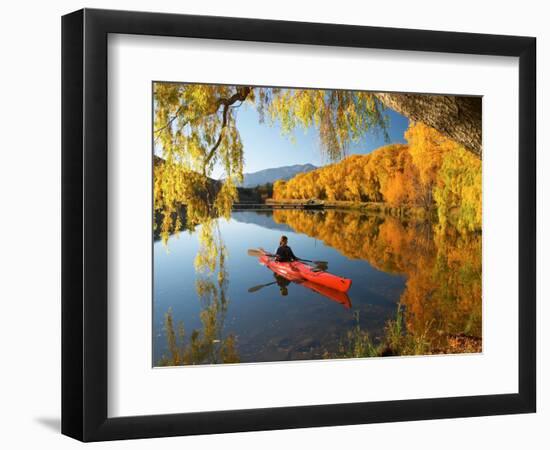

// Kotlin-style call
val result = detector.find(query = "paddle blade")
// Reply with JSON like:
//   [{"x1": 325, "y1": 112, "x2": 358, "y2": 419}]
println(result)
[
  {"x1": 248, "y1": 284, "x2": 265, "y2": 293},
  {"x1": 247, "y1": 248, "x2": 264, "y2": 257},
  {"x1": 248, "y1": 281, "x2": 277, "y2": 293}
]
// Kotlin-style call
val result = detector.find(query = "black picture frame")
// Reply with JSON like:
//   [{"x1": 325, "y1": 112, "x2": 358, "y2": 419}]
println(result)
[{"x1": 62, "y1": 8, "x2": 536, "y2": 442}]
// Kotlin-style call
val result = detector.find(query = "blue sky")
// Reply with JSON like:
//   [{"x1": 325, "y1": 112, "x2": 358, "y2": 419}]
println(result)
[{"x1": 211, "y1": 102, "x2": 409, "y2": 179}]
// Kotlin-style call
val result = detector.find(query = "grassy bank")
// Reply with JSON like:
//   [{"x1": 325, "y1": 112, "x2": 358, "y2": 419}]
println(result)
[{"x1": 324, "y1": 305, "x2": 482, "y2": 359}]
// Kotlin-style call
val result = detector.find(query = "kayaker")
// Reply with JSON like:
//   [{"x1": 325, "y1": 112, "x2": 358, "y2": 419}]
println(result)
[{"x1": 275, "y1": 235, "x2": 298, "y2": 263}]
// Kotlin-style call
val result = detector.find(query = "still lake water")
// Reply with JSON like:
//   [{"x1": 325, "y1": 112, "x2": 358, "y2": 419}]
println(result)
[{"x1": 153, "y1": 209, "x2": 481, "y2": 365}]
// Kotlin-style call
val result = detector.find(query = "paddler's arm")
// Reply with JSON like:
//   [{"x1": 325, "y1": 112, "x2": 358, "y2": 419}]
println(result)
[{"x1": 288, "y1": 247, "x2": 298, "y2": 261}]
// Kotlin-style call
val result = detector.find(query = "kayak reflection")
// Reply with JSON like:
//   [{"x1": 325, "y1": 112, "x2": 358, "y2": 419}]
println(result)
[{"x1": 253, "y1": 260, "x2": 352, "y2": 309}]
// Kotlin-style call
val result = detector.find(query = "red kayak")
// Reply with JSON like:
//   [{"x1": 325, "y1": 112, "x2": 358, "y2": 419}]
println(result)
[{"x1": 258, "y1": 254, "x2": 352, "y2": 293}]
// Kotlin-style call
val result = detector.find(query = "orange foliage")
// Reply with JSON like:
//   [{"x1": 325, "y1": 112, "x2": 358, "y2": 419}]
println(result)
[
  {"x1": 272, "y1": 210, "x2": 482, "y2": 352},
  {"x1": 272, "y1": 122, "x2": 482, "y2": 232}
]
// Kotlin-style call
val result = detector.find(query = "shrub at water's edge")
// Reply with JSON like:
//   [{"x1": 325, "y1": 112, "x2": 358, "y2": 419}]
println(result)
[{"x1": 325, "y1": 304, "x2": 481, "y2": 360}]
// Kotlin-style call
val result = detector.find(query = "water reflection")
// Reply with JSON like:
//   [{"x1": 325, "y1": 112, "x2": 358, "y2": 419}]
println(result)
[
  {"x1": 155, "y1": 209, "x2": 481, "y2": 365},
  {"x1": 271, "y1": 210, "x2": 482, "y2": 355},
  {"x1": 158, "y1": 219, "x2": 241, "y2": 366}
]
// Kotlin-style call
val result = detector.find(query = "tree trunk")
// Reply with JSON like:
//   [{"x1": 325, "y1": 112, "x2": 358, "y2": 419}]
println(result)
[{"x1": 374, "y1": 93, "x2": 482, "y2": 158}]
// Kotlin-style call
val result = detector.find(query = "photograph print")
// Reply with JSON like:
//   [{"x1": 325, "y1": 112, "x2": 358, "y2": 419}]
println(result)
[{"x1": 153, "y1": 83, "x2": 482, "y2": 367}]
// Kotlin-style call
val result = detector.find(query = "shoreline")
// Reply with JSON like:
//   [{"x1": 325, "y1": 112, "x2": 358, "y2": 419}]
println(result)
[{"x1": 261, "y1": 199, "x2": 433, "y2": 219}]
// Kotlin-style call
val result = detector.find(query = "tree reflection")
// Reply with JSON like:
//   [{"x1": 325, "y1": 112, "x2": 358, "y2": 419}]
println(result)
[
  {"x1": 158, "y1": 220, "x2": 240, "y2": 366},
  {"x1": 272, "y1": 209, "x2": 482, "y2": 355}
]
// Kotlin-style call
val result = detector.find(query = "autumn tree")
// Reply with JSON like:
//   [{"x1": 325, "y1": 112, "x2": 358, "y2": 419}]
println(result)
[
  {"x1": 406, "y1": 122, "x2": 482, "y2": 232},
  {"x1": 154, "y1": 83, "x2": 389, "y2": 232},
  {"x1": 433, "y1": 146, "x2": 482, "y2": 232},
  {"x1": 405, "y1": 122, "x2": 447, "y2": 208},
  {"x1": 154, "y1": 84, "x2": 483, "y2": 235},
  {"x1": 271, "y1": 123, "x2": 481, "y2": 232},
  {"x1": 272, "y1": 180, "x2": 288, "y2": 201},
  {"x1": 273, "y1": 143, "x2": 415, "y2": 205}
]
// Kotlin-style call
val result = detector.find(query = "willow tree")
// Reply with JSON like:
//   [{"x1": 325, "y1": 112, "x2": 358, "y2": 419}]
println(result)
[{"x1": 154, "y1": 83, "x2": 389, "y2": 234}]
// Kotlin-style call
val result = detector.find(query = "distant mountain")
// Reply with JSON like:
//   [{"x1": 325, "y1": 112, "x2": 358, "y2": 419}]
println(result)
[
  {"x1": 155, "y1": 156, "x2": 316, "y2": 189},
  {"x1": 239, "y1": 164, "x2": 317, "y2": 188}
]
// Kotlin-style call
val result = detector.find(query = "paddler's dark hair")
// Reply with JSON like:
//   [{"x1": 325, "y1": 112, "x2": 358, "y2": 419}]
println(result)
[{"x1": 280, "y1": 235, "x2": 288, "y2": 244}]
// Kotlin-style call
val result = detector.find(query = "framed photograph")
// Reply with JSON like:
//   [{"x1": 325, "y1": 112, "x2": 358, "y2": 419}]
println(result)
[{"x1": 61, "y1": 8, "x2": 536, "y2": 441}]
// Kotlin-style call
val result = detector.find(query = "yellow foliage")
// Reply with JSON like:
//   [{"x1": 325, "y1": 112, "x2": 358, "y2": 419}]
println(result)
[
  {"x1": 272, "y1": 122, "x2": 481, "y2": 232},
  {"x1": 272, "y1": 144, "x2": 410, "y2": 203},
  {"x1": 154, "y1": 83, "x2": 391, "y2": 242}
]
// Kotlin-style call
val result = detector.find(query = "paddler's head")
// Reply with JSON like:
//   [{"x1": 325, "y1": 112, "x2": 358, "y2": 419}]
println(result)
[{"x1": 280, "y1": 235, "x2": 288, "y2": 247}]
